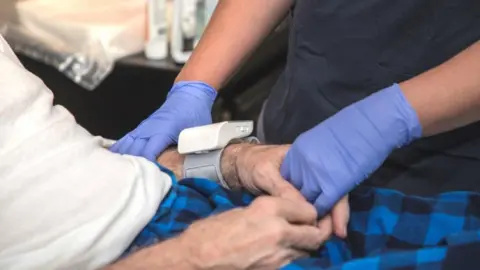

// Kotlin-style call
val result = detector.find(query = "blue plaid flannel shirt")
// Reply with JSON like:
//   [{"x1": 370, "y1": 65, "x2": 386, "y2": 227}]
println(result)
[{"x1": 127, "y1": 165, "x2": 480, "y2": 269}]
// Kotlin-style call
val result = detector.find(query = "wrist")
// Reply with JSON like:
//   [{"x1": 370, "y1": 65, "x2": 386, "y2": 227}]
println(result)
[
  {"x1": 354, "y1": 84, "x2": 422, "y2": 149},
  {"x1": 175, "y1": 231, "x2": 220, "y2": 270},
  {"x1": 220, "y1": 143, "x2": 255, "y2": 189},
  {"x1": 157, "y1": 143, "x2": 254, "y2": 186},
  {"x1": 169, "y1": 81, "x2": 218, "y2": 103},
  {"x1": 152, "y1": 238, "x2": 199, "y2": 270},
  {"x1": 157, "y1": 141, "x2": 257, "y2": 187},
  {"x1": 175, "y1": 69, "x2": 223, "y2": 90},
  {"x1": 167, "y1": 237, "x2": 204, "y2": 270}
]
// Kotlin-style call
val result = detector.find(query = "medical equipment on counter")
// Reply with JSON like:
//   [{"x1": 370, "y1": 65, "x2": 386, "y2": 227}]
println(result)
[
  {"x1": 171, "y1": 0, "x2": 218, "y2": 63},
  {"x1": 3, "y1": 0, "x2": 146, "y2": 90},
  {"x1": 194, "y1": 0, "x2": 218, "y2": 46},
  {"x1": 171, "y1": 0, "x2": 193, "y2": 63},
  {"x1": 178, "y1": 121, "x2": 258, "y2": 188},
  {"x1": 145, "y1": 0, "x2": 168, "y2": 60}
]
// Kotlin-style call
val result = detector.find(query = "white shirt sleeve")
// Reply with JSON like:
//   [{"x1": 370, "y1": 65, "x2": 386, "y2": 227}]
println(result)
[{"x1": 0, "y1": 35, "x2": 172, "y2": 270}]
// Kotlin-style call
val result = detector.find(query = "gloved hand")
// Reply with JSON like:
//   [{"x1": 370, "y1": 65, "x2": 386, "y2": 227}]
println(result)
[
  {"x1": 110, "y1": 81, "x2": 217, "y2": 161},
  {"x1": 280, "y1": 84, "x2": 422, "y2": 216}
]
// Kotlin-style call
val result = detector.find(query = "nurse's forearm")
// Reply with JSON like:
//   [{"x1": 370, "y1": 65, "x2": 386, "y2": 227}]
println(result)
[
  {"x1": 175, "y1": 0, "x2": 293, "y2": 90},
  {"x1": 401, "y1": 41, "x2": 480, "y2": 137}
]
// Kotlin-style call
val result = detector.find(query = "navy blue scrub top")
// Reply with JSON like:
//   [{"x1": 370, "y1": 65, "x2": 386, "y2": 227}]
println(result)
[{"x1": 262, "y1": 0, "x2": 480, "y2": 195}]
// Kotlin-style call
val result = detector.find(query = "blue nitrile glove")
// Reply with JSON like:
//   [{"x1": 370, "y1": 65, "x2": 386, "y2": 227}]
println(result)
[
  {"x1": 110, "y1": 81, "x2": 217, "y2": 161},
  {"x1": 280, "y1": 84, "x2": 422, "y2": 216}
]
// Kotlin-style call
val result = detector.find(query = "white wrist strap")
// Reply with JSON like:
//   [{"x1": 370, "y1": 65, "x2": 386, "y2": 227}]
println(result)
[
  {"x1": 183, "y1": 148, "x2": 228, "y2": 187},
  {"x1": 183, "y1": 136, "x2": 259, "y2": 189}
]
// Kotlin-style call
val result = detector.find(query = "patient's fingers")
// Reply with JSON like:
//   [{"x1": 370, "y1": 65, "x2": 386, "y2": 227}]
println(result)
[
  {"x1": 331, "y1": 196, "x2": 349, "y2": 238},
  {"x1": 263, "y1": 173, "x2": 306, "y2": 203},
  {"x1": 317, "y1": 215, "x2": 333, "y2": 238},
  {"x1": 127, "y1": 139, "x2": 147, "y2": 157},
  {"x1": 286, "y1": 225, "x2": 327, "y2": 251}
]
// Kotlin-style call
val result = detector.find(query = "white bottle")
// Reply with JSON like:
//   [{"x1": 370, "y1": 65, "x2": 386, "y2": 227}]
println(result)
[
  {"x1": 194, "y1": 0, "x2": 218, "y2": 46},
  {"x1": 171, "y1": 0, "x2": 195, "y2": 63},
  {"x1": 145, "y1": 0, "x2": 168, "y2": 60},
  {"x1": 171, "y1": 0, "x2": 218, "y2": 64}
]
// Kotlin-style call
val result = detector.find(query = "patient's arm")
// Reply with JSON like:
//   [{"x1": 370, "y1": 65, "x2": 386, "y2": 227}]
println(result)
[
  {"x1": 156, "y1": 143, "x2": 306, "y2": 201},
  {"x1": 156, "y1": 143, "x2": 251, "y2": 189}
]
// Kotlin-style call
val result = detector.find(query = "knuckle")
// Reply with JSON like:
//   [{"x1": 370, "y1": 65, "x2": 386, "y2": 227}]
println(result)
[
  {"x1": 318, "y1": 217, "x2": 333, "y2": 236},
  {"x1": 251, "y1": 196, "x2": 275, "y2": 212},
  {"x1": 294, "y1": 200, "x2": 317, "y2": 221},
  {"x1": 312, "y1": 234, "x2": 325, "y2": 249},
  {"x1": 325, "y1": 222, "x2": 333, "y2": 235},
  {"x1": 255, "y1": 160, "x2": 271, "y2": 171},
  {"x1": 270, "y1": 220, "x2": 289, "y2": 240},
  {"x1": 304, "y1": 203, "x2": 318, "y2": 221},
  {"x1": 301, "y1": 227, "x2": 326, "y2": 249}
]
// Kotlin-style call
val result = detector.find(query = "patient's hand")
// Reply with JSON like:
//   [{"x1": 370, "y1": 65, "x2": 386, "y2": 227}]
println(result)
[
  {"x1": 155, "y1": 143, "x2": 301, "y2": 200},
  {"x1": 156, "y1": 144, "x2": 350, "y2": 238},
  {"x1": 157, "y1": 143, "x2": 310, "y2": 200},
  {"x1": 225, "y1": 144, "x2": 306, "y2": 200}
]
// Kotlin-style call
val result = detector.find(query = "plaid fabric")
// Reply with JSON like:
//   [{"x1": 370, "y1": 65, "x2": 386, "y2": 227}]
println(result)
[{"x1": 127, "y1": 165, "x2": 480, "y2": 269}]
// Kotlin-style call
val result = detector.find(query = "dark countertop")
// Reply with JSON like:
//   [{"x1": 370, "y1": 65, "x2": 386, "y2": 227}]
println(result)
[
  {"x1": 120, "y1": 55, "x2": 182, "y2": 72},
  {"x1": 19, "y1": 53, "x2": 181, "y2": 139}
]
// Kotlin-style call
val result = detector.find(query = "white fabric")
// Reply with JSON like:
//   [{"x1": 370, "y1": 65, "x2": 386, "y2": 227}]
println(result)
[{"x1": 0, "y1": 35, "x2": 172, "y2": 270}]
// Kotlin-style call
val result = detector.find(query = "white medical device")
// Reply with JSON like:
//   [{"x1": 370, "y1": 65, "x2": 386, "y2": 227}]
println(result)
[
  {"x1": 178, "y1": 121, "x2": 259, "y2": 188},
  {"x1": 178, "y1": 121, "x2": 254, "y2": 154},
  {"x1": 145, "y1": 0, "x2": 168, "y2": 60},
  {"x1": 194, "y1": 0, "x2": 218, "y2": 46},
  {"x1": 171, "y1": 0, "x2": 218, "y2": 63},
  {"x1": 171, "y1": 0, "x2": 195, "y2": 63}
]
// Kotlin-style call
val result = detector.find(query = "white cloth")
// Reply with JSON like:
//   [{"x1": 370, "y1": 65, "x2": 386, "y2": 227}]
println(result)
[{"x1": 0, "y1": 35, "x2": 172, "y2": 270}]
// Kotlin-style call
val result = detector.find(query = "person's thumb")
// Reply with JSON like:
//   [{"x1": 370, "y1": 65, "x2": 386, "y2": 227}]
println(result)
[{"x1": 331, "y1": 196, "x2": 350, "y2": 238}]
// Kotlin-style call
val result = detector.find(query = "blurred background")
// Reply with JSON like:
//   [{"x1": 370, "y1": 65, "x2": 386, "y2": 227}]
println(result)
[{"x1": 0, "y1": 0, "x2": 288, "y2": 139}]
